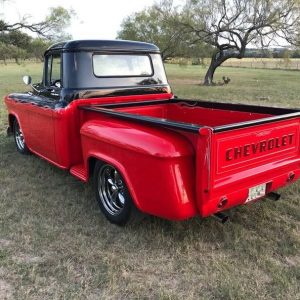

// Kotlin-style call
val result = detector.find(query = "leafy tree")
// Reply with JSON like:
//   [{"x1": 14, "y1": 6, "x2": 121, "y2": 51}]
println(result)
[
  {"x1": 42, "y1": 6, "x2": 73, "y2": 41},
  {"x1": 180, "y1": 0, "x2": 300, "y2": 85},
  {"x1": 0, "y1": 4, "x2": 74, "y2": 41},
  {"x1": 0, "y1": 30, "x2": 51, "y2": 63},
  {"x1": 9, "y1": 44, "x2": 27, "y2": 64},
  {"x1": 28, "y1": 38, "x2": 51, "y2": 62},
  {"x1": 182, "y1": 42, "x2": 213, "y2": 65},
  {"x1": 0, "y1": 30, "x2": 31, "y2": 49},
  {"x1": 0, "y1": 42, "x2": 26, "y2": 64},
  {"x1": 118, "y1": 0, "x2": 199, "y2": 61},
  {"x1": 0, "y1": 3, "x2": 74, "y2": 63},
  {"x1": 0, "y1": 41, "x2": 9, "y2": 64},
  {"x1": 291, "y1": 48, "x2": 300, "y2": 57}
]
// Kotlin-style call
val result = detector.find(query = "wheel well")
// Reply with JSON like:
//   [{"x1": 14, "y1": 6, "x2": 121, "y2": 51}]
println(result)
[
  {"x1": 8, "y1": 114, "x2": 16, "y2": 129},
  {"x1": 88, "y1": 157, "x2": 102, "y2": 178},
  {"x1": 87, "y1": 156, "x2": 140, "y2": 212}
]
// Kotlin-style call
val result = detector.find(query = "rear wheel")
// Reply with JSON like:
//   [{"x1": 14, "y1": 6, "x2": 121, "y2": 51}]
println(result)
[
  {"x1": 13, "y1": 119, "x2": 30, "y2": 155},
  {"x1": 94, "y1": 161, "x2": 140, "y2": 226}
]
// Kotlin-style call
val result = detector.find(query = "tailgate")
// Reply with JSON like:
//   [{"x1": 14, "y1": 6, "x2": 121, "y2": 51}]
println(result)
[{"x1": 197, "y1": 117, "x2": 300, "y2": 217}]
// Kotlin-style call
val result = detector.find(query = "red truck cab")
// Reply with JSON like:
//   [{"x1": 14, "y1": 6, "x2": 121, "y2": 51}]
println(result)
[{"x1": 4, "y1": 40, "x2": 300, "y2": 225}]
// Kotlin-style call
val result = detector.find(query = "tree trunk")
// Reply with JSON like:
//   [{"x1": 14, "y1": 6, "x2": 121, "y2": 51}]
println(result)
[
  {"x1": 200, "y1": 57, "x2": 205, "y2": 67},
  {"x1": 204, "y1": 61, "x2": 218, "y2": 85},
  {"x1": 204, "y1": 53, "x2": 220, "y2": 85},
  {"x1": 204, "y1": 52, "x2": 239, "y2": 86}
]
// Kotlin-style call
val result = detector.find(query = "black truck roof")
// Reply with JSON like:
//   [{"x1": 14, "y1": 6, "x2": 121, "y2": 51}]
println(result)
[{"x1": 46, "y1": 40, "x2": 160, "y2": 54}]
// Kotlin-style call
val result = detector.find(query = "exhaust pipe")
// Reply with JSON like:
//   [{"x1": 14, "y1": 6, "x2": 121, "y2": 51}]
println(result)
[
  {"x1": 266, "y1": 192, "x2": 281, "y2": 201},
  {"x1": 213, "y1": 212, "x2": 229, "y2": 223}
]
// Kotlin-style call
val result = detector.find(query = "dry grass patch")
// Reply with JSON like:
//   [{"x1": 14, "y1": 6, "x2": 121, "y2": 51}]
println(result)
[{"x1": 0, "y1": 279, "x2": 14, "y2": 299}]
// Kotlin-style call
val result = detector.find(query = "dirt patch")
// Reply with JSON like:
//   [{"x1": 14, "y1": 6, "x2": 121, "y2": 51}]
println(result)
[
  {"x1": 170, "y1": 78, "x2": 200, "y2": 85},
  {"x1": 286, "y1": 255, "x2": 300, "y2": 267},
  {"x1": 0, "y1": 239, "x2": 12, "y2": 248},
  {"x1": 0, "y1": 280, "x2": 14, "y2": 299},
  {"x1": 12, "y1": 253, "x2": 44, "y2": 264},
  {"x1": 0, "y1": 267, "x2": 8, "y2": 277},
  {"x1": 87, "y1": 289, "x2": 104, "y2": 300}
]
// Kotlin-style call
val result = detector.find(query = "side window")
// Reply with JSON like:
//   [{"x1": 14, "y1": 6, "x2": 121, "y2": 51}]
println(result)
[
  {"x1": 45, "y1": 54, "x2": 62, "y2": 88},
  {"x1": 46, "y1": 55, "x2": 53, "y2": 86}
]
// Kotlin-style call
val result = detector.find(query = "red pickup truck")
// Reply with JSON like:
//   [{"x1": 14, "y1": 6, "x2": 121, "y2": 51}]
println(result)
[{"x1": 4, "y1": 40, "x2": 300, "y2": 225}]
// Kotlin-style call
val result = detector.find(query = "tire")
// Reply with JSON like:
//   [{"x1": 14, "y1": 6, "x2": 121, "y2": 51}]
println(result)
[
  {"x1": 13, "y1": 118, "x2": 30, "y2": 155},
  {"x1": 94, "y1": 161, "x2": 141, "y2": 226}
]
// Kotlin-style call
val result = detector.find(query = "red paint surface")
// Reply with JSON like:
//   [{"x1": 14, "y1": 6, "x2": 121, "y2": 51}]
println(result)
[
  {"x1": 198, "y1": 119, "x2": 300, "y2": 217},
  {"x1": 5, "y1": 93, "x2": 300, "y2": 220},
  {"x1": 116, "y1": 103, "x2": 271, "y2": 126}
]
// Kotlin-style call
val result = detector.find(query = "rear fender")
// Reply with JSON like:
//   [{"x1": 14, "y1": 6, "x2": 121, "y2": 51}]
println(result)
[{"x1": 80, "y1": 118, "x2": 197, "y2": 219}]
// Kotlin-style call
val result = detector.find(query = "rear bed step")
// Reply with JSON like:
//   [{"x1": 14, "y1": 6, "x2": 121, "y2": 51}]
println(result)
[{"x1": 70, "y1": 164, "x2": 87, "y2": 182}]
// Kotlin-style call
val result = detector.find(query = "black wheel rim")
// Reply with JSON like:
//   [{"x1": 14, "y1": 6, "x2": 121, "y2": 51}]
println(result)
[{"x1": 98, "y1": 165, "x2": 126, "y2": 216}]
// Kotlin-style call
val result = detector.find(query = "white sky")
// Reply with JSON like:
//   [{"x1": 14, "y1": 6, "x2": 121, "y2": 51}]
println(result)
[
  {"x1": 1, "y1": 0, "x2": 288, "y2": 47},
  {"x1": 1, "y1": 0, "x2": 157, "y2": 39}
]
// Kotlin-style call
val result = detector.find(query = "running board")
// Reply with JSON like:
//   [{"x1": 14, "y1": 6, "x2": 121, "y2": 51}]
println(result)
[{"x1": 70, "y1": 164, "x2": 88, "y2": 182}]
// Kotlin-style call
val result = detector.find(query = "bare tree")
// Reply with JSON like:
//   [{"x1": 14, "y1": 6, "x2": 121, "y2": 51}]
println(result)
[{"x1": 180, "y1": 0, "x2": 300, "y2": 85}]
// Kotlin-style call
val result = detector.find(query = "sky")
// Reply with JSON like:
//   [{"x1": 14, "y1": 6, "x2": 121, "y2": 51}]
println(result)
[
  {"x1": 1, "y1": 0, "x2": 289, "y2": 47},
  {"x1": 1, "y1": 0, "x2": 158, "y2": 39}
]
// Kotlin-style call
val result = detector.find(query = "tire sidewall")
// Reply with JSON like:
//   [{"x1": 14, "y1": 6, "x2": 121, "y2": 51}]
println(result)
[
  {"x1": 94, "y1": 162, "x2": 133, "y2": 225},
  {"x1": 13, "y1": 119, "x2": 30, "y2": 155}
]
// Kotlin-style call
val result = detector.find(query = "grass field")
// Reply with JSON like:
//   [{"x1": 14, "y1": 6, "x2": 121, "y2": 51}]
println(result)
[
  {"x1": 0, "y1": 63, "x2": 300, "y2": 299},
  {"x1": 166, "y1": 63, "x2": 300, "y2": 108}
]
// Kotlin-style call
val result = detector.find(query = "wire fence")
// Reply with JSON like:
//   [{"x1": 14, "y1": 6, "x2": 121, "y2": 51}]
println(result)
[
  {"x1": 221, "y1": 58, "x2": 300, "y2": 71},
  {"x1": 167, "y1": 58, "x2": 300, "y2": 71}
]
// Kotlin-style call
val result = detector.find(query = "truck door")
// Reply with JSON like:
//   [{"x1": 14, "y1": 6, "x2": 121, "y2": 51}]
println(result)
[{"x1": 27, "y1": 52, "x2": 62, "y2": 163}]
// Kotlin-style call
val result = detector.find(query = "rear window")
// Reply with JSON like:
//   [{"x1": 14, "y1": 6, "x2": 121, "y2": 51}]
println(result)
[{"x1": 93, "y1": 54, "x2": 153, "y2": 77}]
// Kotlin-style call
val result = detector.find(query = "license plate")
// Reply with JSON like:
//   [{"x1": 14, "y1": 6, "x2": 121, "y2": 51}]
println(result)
[{"x1": 245, "y1": 183, "x2": 266, "y2": 203}]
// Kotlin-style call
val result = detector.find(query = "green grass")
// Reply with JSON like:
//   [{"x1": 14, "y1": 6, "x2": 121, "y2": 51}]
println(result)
[
  {"x1": 166, "y1": 64, "x2": 300, "y2": 107},
  {"x1": 0, "y1": 62, "x2": 300, "y2": 299}
]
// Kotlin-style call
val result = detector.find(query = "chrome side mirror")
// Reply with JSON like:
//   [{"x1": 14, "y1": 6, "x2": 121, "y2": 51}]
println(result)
[{"x1": 23, "y1": 75, "x2": 32, "y2": 85}]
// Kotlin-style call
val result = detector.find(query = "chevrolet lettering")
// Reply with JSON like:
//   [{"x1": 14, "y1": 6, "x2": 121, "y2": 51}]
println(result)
[{"x1": 226, "y1": 134, "x2": 294, "y2": 161}]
